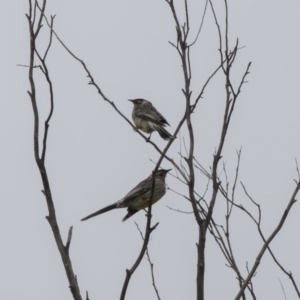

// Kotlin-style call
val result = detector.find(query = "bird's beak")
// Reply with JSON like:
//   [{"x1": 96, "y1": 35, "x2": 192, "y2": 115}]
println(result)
[
  {"x1": 165, "y1": 169, "x2": 172, "y2": 173},
  {"x1": 128, "y1": 99, "x2": 134, "y2": 103}
]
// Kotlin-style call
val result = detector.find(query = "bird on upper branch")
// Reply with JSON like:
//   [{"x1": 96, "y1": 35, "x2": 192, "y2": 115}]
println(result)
[{"x1": 129, "y1": 99, "x2": 173, "y2": 141}]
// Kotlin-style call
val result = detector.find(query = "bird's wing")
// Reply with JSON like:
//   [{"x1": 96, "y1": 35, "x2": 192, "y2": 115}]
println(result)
[
  {"x1": 120, "y1": 178, "x2": 150, "y2": 206},
  {"x1": 136, "y1": 109, "x2": 170, "y2": 127}
]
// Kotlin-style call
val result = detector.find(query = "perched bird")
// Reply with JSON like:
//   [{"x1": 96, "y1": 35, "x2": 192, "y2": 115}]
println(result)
[
  {"x1": 129, "y1": 99, "x2": 173, "y2": 140},
  {"x1": 81, "y1": 169, "x2": 171, "y2": 222}
]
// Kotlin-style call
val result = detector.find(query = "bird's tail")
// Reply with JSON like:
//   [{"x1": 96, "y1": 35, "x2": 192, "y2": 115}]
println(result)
[
  {"x1": 155, "y1": 125, "x2": 173, "y2": 140},
  {"x1": 81, "y1": 203, "x2": 119, "y2": 221}
]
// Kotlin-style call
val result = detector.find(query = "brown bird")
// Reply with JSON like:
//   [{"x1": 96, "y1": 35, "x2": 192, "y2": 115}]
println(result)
[
  {"x1": 81, "y1": 169, "x2": 171, "y2": 222},
  {"x1": 129, "y1": 99, "x2": 173, "y2": 140}
]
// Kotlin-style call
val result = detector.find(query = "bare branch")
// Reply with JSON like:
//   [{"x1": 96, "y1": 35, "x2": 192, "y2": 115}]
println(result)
[
  {"x1": 34, "y1": 0, "x2": 46, "y2": 38},
  {"x1": 296, "y1": 159, "x2": 300, "y2": 181},
  {"x1": 167, "y1": 205, "x2": 193, "y2": 214},
  {"x1": 189, "y1": 0, "x2": 208, "y2": 46},
  {"x1": 65, "y1": 226, "x2": 73, "y2": 254},
  {"x1": 43, "y1": 15, "x2": 55, "y2": 60},
  {"x1": 224, "y1": 0, "x2": 229, "y2": 60},
  {"x1": 235, "y1": 180, "x2": 300, "y2": 300},
  {"x1": 230, "y1": 148, "x2": 242, "y2": 216},
  {"x1": 240, "y1": 182, "x2": 300, "y2": 298},
  {"x1": 209, "y1": 0, "x2": 224, "y2": 63},
  {"x1": 134, "y1": 223, "x2": 162, "y2": 300},
  {"x1": 184, "y1": 0, "x2": 190, "y2": 38},
  {"x1": 278, "y1": 278, "x2": 288, "y2": 300},
  {"x1": 26, "y1": 3, "x2": 83, "y2": 299},
  {"x1": 32, "y1": 15, "x2": 55, "y2": 163},
  {"x1": 85, "y1": 291, "x2": 90, "y2": 300}
]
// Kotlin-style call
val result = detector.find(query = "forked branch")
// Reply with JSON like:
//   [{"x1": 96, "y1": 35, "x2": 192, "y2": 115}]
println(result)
[
  {"x1": 26, "y1": 1, "x2": 83, "y2": 299},
  {"x1": 235, "y1": 180, "x2": 300, "y2": 300}
]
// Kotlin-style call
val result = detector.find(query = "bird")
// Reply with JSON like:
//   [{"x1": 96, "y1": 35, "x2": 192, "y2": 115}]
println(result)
[
  {"x1": 129, "y1": 99, "x2": 173, "y2": 141},
  {"x1": 81, "y1": 169, "x2": 171, "y2": 222}
]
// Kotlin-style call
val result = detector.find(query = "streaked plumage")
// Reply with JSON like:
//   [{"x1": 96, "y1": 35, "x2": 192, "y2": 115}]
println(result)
[
  {"x1": 81, "y1": 169, "x2": 171, "y2": 222},
  {"x1": 129, "y1": 99, "x2": 173, "y2": 140}
]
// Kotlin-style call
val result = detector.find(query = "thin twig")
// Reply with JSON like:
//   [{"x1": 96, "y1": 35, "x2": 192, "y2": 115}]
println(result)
[
  {"x1": 135, "y1": 223, "x2": 162, "y2": 300},
  {"x1": 189, "y1": 0, "x2": 208, "y2": 47},
  {"x1": 167, "y1": 206, "x2": 193, "y2": 214},
  {"x1": 278, "y1": 278, "x2": 288, "y2": 300},
  {"x1": 65, "y1": 226, "x2": 73, "y2": 254}
]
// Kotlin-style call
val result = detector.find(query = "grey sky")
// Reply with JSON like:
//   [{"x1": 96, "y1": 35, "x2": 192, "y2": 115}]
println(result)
[{"x1": 1, "y1": 1, "x2": 300, "y2": 299}]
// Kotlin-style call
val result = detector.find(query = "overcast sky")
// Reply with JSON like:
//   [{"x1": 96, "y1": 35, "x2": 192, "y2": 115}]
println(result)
[{"x1": 1, "y1": 1, "x2": 300, "y2": 299}]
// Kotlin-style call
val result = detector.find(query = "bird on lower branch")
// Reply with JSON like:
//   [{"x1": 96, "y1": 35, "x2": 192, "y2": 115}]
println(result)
[{"x1": 81, "y1": 169, "x2": 171, "y2": 222}]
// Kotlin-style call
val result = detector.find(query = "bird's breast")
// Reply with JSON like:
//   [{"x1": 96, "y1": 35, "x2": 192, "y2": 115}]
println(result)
[{"x1": 132, "y1": 113, "x2": 153, "y2": 133}]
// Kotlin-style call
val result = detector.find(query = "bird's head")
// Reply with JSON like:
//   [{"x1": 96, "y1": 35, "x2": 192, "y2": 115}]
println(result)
[
  {"x1": 155, "y1": 169, "x2": 171, "y2": 180},
  {"x1": 128, "y1": 99, "x2": 149, "y2": 106}
]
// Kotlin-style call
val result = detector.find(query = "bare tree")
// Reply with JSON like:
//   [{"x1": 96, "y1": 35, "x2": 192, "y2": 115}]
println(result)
[{"x1": 25, "y1": 0, "x2": 300, "y2": 299}]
